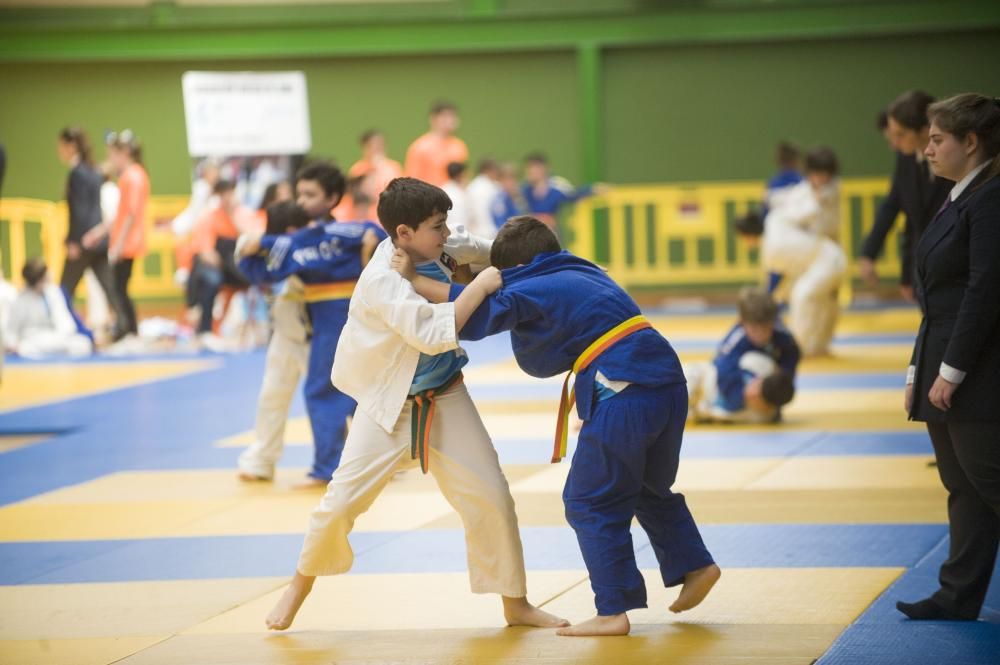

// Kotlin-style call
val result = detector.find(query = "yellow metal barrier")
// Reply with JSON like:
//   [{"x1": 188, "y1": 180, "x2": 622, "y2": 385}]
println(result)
[
  {"x1": 0, "y1": 196, "x2": 188, "y2": 298},
  {"x1": 566, "y1": 177, "x2": 902, "y2": 296},
  {"x1": 1, "y1": 178, "x2": 900, "y2": 300}
]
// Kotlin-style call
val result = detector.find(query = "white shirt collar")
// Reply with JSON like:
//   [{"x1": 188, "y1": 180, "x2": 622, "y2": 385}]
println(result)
[{"x1": 950, "y1": 159, "x2": 992, "y2": 202}]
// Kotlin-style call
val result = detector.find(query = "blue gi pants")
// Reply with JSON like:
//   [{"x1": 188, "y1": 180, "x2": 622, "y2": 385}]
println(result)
[
  {"x1": 563, "y1": 382, "x2": 715, "y2": 615},
  {"x1": 303, "y1": 301, "x2": 356, "y2": 481}
]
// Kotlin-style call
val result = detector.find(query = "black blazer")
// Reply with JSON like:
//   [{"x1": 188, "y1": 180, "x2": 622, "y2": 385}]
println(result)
[
  {"x1": 65, "y1": 161, "x2": 104, "y2": 245},
  {"x1": 909, "y1": 170, "x2": 1000, "y2": 423},
  {"x1": 861, "y1": 153, "x2": 951, "y2": 286}
]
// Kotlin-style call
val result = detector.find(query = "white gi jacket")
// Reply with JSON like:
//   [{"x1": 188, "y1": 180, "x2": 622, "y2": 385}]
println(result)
[{"x1": 331, "y1": 226, "x2": 492, "y2": 432}]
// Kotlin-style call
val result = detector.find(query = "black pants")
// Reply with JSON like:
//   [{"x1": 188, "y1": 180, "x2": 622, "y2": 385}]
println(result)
[
  {"x1": 111, "y1": 259, "x2": 138, "y2": 336},
  {"x1": 926, "y1": 420, "x2": 1000, "y2": 618},
  {"x1": 60, "y1": 248, "x2": 128, "y2": 328},
  {"x1": 189, "y1": 247, "x2": 249, "y2": 334}
]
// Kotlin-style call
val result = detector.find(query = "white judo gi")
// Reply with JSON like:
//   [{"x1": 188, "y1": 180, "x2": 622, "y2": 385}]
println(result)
[
  {"x1": 296, "y1": 229, "x2": 527, "y2": 598},
  {"x1": 763, "y1": 181, "x2": 846, "y2": 356},
  {"x1": 237, "y1": 277, "x2": 310, "y2": 480}
]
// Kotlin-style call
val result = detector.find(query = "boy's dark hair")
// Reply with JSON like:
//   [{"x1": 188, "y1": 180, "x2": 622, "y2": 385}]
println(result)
[
  {"x1": 804, "y1": 146, "x2": 839, "y2": 176},
  {"x1": 776, "y1": 141, "x2": 800, "y2": 170},
  {"x1": 888, "y1": 90, "x2": 936, "y2": 131},
  {"x1": 523, "y1": 152, "x2": 548, "y2": 165},
  {"x1": 876, "y1": 108, "x2": 889, "y2": 132},
  {"x1": 377, "y1": 177, "x2": 452, "y2": 240},
  {"x1": 347, "y1": 176, "x2": 373, "y2": 208},
  {"x1": 296, "y1": 160, "x2": 346, "y2": 200},
  {"x1": 761, "y1": 370, "x2": 795, "y2": 408},
  {"x1": 490, "y1": 215, "x2": 561, "y2": 270},
  {"x1": 359, "y1": 129, "x2": 381, "y2": 146},
  {"x1": 477, "y1": 157, "x2": 498, "y2": 175},
  {"x1": 213, "y1": 179, "x2": 236, "y2": 195},
  {"x1": 734, "y1": 210, "x2": 764, "y2": 237},
  {"x1": 265, "y1": 201, "x2": 311, "y2": 236},
  {"x1": 430, "y1": 100, "x2": 457, "y2": 116},
  {"x1": 738, "y1": 286, "x2": 778, "y2": 324},
  {"x1": 22, "y1": 257, "x2": 48, "y2": 288},
  {"x1": 446, "y1": 161, "x2": 467, "y2": 181}
]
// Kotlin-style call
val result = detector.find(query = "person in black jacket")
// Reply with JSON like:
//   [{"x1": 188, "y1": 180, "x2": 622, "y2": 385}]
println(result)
[
  {"x1": 898, "y1": 93, "x2": 1000, "y2": 621},
  {"x1": 859, "y1": 91, "x2": 951, "y2": 301},
  {"x1": 56, "y1": 127, "x2": 124, "y2": 331}
]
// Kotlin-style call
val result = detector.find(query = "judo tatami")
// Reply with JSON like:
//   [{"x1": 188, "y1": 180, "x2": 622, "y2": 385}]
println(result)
[{"x1": 2, "y1": 306, "x2": 998, "y2": 665}]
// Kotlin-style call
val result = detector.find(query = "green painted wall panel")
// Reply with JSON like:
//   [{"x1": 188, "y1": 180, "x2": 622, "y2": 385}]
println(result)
[
  {"x1": 603, "y1": 31, "x2": 1000, "y2": 184},
  {"x1": 0, "y1": 51, "x2": 579, "y2": 198}
]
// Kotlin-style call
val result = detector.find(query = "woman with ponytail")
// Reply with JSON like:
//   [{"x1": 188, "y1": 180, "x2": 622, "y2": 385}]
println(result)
[
  {"x1": 899, "y1": 93, "x2": 1000, "y2": 621},
  {"x1": 83, "y1": 129, "x2": 149, "y2": 340},
  {"x1": 57, "y1": 127, "x2": 125, "y2": 332}
]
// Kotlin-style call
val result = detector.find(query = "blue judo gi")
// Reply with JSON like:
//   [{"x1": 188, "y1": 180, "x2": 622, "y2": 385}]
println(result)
[
  {"x1": 240, "y1": 220, "x2": 387, "y2": 481},
  {"x1": 451, "y1": 250, "x2": 715, "y2": 615},
  {"x1": 713, "y1": 322, "x2": 800, "y2": 413}
]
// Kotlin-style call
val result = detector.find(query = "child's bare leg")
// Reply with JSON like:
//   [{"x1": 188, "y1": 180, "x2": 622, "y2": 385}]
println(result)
[
  {"x1": 502, "y1": 596, "x2": 569, "y2": 628},
  {"x1": 669, "y1": 563, "x2": 721, "y2": 613},
  {"x1": 266, "y1": 572, "x2": 315, "y2": 630},
  {"x1": 556, "y1": 613, "x2": 629, "y2": 637}
]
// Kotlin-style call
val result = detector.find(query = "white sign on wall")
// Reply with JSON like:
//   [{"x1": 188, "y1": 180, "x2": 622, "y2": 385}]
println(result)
[{"x1": 181, "y1": 71, "x2": 312, "y2": 156}]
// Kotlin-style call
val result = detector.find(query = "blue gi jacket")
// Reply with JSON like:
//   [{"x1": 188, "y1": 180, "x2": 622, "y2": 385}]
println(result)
[
  {"x1": 712, "y1": 322, "x2": 800, "y2": 412},
  {"x1": 522, "y1": 180, "x2": 593, "y2": 217},
  {"x1": 451, "y1": 251, "x2": 685, "y2": 421}
]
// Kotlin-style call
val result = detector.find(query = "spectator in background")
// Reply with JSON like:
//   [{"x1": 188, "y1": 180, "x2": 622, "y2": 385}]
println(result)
[
  {"x1": 343, "y1": 175, "x2": 376, "y2": 223},
  {"x1": 171, "y1": 160, "x2": 221, "y2": 287},
  {"x1": 876, "y1": 108, "x2": 892, "y2": 148},
  {"x1": 55, "y1": 127, "x2": 126, "y2": 335},
  {"x1": 441, "y1": 162, "x2": 470, "y2": 230},
  {"x1": 859, "y1": 90, "x2": 950, "y2": 301},
  {"x1": 521, "y1": 152, "x2": 607, "y2": 232},
  {"x1": 83, "y1": 129, "x2": 149, "y2": 341},
  {"x1": 491, "y1": 162, "x2": 526, "y2": 230},
  {"x1": 188, "y1": 180, "x2": 254, "y2": 339},
  {"x1": 4, "y1": 258, "x2": 92, "y2": 359},
  {"x1": 349, "y1": 129, "x2": 402, "y2": 219},
  {"x1": 763, "y1": 141, "x2": 804, "y2": 213},
  {"x1": 466, "y1": 157, "x2": 501, "y2": 239},
  {"x1": 404, "y1": 100, "x2": 469, "y2": 187}
]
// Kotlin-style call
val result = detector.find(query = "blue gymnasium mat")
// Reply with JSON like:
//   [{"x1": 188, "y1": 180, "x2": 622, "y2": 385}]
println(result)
[
  {"x1": 818, "y1": 538, "x2": 1000, "y2": 665},
  {"x1": 1, "y1": 524, "x2": 946, "y2": 585}
]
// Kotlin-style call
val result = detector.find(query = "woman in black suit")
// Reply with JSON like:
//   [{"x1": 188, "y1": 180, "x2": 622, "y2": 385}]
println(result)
[
  {"x1": 899, "y1": 93, "x2": 1000, "y2": 621},
  {"x1": 56, "y1": 127, "x2": 123, "y2": 327}
]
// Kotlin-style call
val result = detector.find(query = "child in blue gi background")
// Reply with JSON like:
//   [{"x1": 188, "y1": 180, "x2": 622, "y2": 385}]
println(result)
[
  {"x1": 396, "y1": 215, "x2": 720, "y2": 636},
  {"x1": 237, "y1": 165, "x2": 386, "y2": 486},
  {"x1": 687, "y1": 287, "x2": 800, "y2": 423}
]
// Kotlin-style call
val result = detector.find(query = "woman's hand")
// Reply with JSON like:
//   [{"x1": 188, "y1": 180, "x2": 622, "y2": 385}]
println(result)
[
  {"x1": 904, "y1": 383, "x2": 914, "y2": 413},
  {"x1": 81, "y1": 225, "x2": 106, "y2": 250},
  {"x1": 390, "y1": 248, "x2": 416, "y2": 281},
  {"x1": 928, "y1": 375, "x2": 958, "y2": 411},
  {"x1": 66, "y1": 242, "x2": 82, "y2": 261}
]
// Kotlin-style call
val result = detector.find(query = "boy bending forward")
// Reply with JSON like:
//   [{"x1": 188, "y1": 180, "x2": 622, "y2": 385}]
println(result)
[{"x1": 397, "y1": 216, "x2": 720, "y2": 636}]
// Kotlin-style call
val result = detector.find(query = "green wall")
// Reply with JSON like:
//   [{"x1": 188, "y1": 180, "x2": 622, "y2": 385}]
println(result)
[
  {"x1": 2, "y1": 1, "x2": 999, "y2": 199},
  {"x1": 0, "y1": 51, "x2": 580, "y2": 199},
  {"x1": 603, "y1": 30, "x2": 1000, "y2": 183}
]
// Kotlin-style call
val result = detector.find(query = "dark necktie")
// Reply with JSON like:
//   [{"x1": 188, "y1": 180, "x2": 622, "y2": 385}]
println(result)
[{"x1": 929, "y1": 195, "x2": 952, "y2": 225}]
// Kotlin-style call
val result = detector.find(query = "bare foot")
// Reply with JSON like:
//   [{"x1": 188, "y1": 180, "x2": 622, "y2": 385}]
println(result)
[
  {"x1": 669, "y1": 563, "x2": 721, "y2": 613},
  {"x1": 292, "y1": 476, "x2": 328, "y2": 490},
  {"x1": 237, "y1": 471, "x2": 272, "y2": 482},
  {"x1": 266, "y1": 573, "x2": 315, "y2": 630},
  {"x1": 556, "y1": 613, "x2": 629, "y2": 636},
  {"x1": 502, "y1": 596, "x2": 569, "y2": 628}
]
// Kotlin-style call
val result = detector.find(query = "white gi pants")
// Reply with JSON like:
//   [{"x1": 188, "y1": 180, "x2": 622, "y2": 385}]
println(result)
[
  {"x1": 237, "y1": 330, "x2": 309, "y2": 479},
  {"x1": 788, "y1": 239, "x2": 846, "y2": 357},
  {"x1": 297, "y1": 382, "x2": 528, "y2": 598}
]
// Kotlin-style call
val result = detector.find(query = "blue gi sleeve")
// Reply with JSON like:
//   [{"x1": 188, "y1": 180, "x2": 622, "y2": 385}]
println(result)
[
  {"x1": 714, "y1": 362, "x2": 747, "y2": 412},
  {"x1": 775, "y1": 329, "x2": 801, "y2": 378},
  {"x1": 448, "y1": 283, "x2": 523, "y2": 341}
]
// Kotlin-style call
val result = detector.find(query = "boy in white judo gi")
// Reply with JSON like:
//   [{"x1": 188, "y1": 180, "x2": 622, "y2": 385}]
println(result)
[
  {"x1": 265, "y1": 177, "x2": 567, "y2": 632},
  {"x1": 737, "y1": 147, "x2": 846, "y2": 356}
]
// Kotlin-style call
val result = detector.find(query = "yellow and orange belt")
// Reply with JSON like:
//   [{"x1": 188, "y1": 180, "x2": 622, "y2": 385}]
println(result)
[
  {"x1": 410, "y1": 371, "x2": 464, "y2": 474},
  {"x1": 301, "y1": 280, "x2": 357, "y2": 303},
  {"x1": 552, "y1": 315, "x2": 652, "y2": 463}
]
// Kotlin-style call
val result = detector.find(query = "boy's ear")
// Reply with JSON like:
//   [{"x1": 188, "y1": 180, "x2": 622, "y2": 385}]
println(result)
[{"x1": 395, "y1": 224, "x2": 412, "y2": 241}]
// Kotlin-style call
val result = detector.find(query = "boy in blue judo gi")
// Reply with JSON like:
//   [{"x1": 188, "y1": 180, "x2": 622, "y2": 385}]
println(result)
[
  {"x1": 238, "y1": 195, "x2": 386, "y2": 486},
  {"x1": 394, "y1": 215, "x2": 720, "y2": 636}
]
